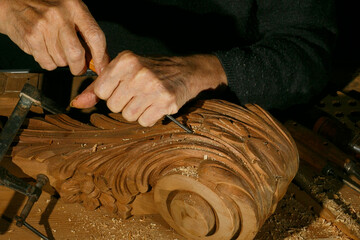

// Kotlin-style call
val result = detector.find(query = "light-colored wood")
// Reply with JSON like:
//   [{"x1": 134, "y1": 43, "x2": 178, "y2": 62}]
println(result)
[
  {"x1": 0, "y1": 185, "x2": 184, "y2": 240},
  {"x1": 0, "y1": 72, "x2": 41, "y2": 95},
  {"x1": 0, "y1": 72, "x2": 43, "y2": 116},
  {"x1": 10, "y1": 99, "x2": 299, "y2": 239},
  {"x1": 288, "y1": 182, "x2": 360, "y2": 240}
]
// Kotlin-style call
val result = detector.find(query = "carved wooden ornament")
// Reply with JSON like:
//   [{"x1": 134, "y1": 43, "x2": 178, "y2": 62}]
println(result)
[{"x1": 12, "y1": 99, "x2": 298, "y2": 239}]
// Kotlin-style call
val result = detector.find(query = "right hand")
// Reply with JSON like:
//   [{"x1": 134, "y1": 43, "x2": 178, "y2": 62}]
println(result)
[
  {"x1": 0, "y1": 0, "x2": 109, "y2": 75},
  {"x1": 71, "y1": 51, "x2": 228, "y2": 127}
]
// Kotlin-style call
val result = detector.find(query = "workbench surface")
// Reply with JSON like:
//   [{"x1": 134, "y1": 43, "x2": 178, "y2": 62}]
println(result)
[{"x1": 1, "y1": 72, "x2": 360, "y2": 240}]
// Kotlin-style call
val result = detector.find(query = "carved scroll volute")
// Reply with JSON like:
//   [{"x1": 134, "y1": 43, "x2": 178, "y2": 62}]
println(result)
[
  {"x1": 12, "y1": 99, "x2": 298, "y2": 240},
  {"x1": 151, "y1": 101, "x2": 298, "y2": 239}
]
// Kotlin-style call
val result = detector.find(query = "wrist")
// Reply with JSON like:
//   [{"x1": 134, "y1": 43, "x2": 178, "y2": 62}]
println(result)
[{"x1": 184, "y1": 54, "x2": 228, "y2": 98}]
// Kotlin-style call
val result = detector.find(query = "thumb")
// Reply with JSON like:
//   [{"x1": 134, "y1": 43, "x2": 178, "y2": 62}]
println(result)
[
  {"x1": 70, "y1": 82, "x2": 99, "y2": 109},
  {"x1": 90, "y1": 50, "x2": 110, "y2": 74}
]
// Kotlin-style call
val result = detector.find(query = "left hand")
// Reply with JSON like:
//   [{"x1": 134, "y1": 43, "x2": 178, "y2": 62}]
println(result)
[
  {"x1": 0, "y1": 0, "x2": 109, "y2": 75},
  {"x1": 71, "y1": 50, "x2": 227, "y2": 127}
]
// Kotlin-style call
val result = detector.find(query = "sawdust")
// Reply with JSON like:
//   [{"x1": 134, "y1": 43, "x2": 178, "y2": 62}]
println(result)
[
  {"x1": 170, "y1": 166, "x2": 199, "y2": 178},
  {"x1": 255, "y1": 192, "x2": 352, "y2": 240},
  {"x1": 52, "y1": 191, "x2": 355, "y2": 240},
  {"x1": 309, "y1": 175, "x2": 360, "y2": 237},
  {"x1": 43, "y1": 186, "x2": 357, "y2": 240},
  {"x1": 65, "y1": 207, "x2": 184, "y2": 240}
]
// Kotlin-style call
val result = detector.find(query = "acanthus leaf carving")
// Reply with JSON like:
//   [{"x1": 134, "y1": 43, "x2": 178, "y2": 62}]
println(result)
[{"x1": 11, "y1": 99, "x2": 298, "y2": 240}]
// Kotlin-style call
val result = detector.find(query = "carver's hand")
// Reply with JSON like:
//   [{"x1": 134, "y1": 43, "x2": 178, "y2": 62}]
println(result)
[
  {"x1": 71, "y1": 51, "x2": 227, "y2": 127},
  {"x1": 0, "y1": 0, "x2": 109, "y2": 74}
]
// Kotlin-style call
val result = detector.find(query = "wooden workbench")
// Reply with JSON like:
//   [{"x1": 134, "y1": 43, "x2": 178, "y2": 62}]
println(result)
[{"x1": 1, "y1": 72, "x2": 360, "y2": 240}]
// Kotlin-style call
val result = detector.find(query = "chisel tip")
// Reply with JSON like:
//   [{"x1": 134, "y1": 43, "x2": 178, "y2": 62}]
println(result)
[{"x1": 166, "y1": 115, "x2": 193, "y2": 133}]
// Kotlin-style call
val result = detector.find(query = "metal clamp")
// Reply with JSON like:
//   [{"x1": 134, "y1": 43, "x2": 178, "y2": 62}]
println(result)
[{"x1": 0, "y1": 83, "x2": 62, "y2": 240}]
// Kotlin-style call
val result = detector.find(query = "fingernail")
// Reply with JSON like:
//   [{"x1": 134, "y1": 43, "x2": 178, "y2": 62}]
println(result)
[{"x1": 69, "y1": 96, "x2": 78, "y2": 108}]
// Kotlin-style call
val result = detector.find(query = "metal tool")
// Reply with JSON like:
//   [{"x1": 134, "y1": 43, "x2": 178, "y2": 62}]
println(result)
[
  {"x1": 322, "y1": 163, "x2": 360, "y2": 193},
  {"x1": 284, "y1": 120, "x2": 360, "y2": 194},
  {"x1": 0, "y1": 83, "x2": 62, "y2": 240},
  {"x1": 165, "y1": 114, "x2": 192, "y2": 133}
]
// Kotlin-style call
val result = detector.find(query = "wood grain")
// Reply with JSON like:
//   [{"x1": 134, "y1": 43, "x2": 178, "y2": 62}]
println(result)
[{"x1": 10, "y1": 99, "x2": 299, "y2": 239}]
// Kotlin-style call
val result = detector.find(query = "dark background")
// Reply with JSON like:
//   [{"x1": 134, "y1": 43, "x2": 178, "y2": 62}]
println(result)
[
  {"x1": 330, "y1": 0, "x2": 360, "y2": 90},
  {"x1": 0, "y1": 1, "x2": 359, "y2": 93}
]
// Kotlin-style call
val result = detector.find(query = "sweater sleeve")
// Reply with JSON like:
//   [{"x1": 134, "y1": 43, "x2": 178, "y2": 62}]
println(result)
[{"x1": 214, "y1": 0, "x2": 337, "y2": 110}]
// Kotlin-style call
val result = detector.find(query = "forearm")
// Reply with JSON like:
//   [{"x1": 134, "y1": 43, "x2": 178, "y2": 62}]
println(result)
[{"x1": 181, "y1": 54, "x2": 227, "y2": 100}]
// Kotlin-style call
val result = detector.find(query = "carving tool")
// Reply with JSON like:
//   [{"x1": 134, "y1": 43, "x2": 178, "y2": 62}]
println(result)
[
  {"x1": 0, "y1": 83, "x2": 62, "y2": 240},
  {"x1": 288, "y1": 105, "x2": 360, "y2": 180},
  {"x1": 313, "y1": 115, "x2": 360, "y2": 158},
  {"x1": 88, "y1": 60, "x2": 193, "y2": 133},
  {"x1": 290, "y1": 94, "x2": 360, "y2": 158},
  {"x1": 285, "y1": 121, "x2": 360, "y2": 193},
  {"x1": 165, "y1": 114, "x2": 192, "y2": 133}
]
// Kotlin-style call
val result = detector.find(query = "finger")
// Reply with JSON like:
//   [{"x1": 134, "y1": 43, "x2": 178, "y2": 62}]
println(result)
[
  {"x1": 28, "y1": 34, "x2": 57, "y2": 71},
  {"x1": 70, "y1": 81, "x2": 99, "y2": 109},
  {"x1": 72, "y1": 50, "x2": 141, "y2": 109},
  {"x1": 106, "y1": 80, "x2": 134, "y2": 113},
  {"x1": 121, "y1": 95, "x2": 153, "y2": 122},
  {"x1": 138, "y1": 105, "x2": 168, "y2": 127},
  {"x1": 59, "y1": 25, "x2": 86, "y2": 75},
  {"x1": 75, "y1": 4, "x2": 109, "y2": 74},
  {"x1": 93, "y1": 51, "x2": 142, "y2": 100},
  {"x1": 113, "y1": 67, "x2": 158, "y2": 120},
  {"x1": 46, "y1": 30, "x2": 67, "y2": 67},
  {"x1": 105, "y1": 64, "x2": 156, "y2": 114}
]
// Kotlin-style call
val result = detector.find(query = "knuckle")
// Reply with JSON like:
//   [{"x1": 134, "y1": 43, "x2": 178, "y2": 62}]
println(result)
[
  {"x1": 168, "y1": 105, "x2": 179, "y2": 115},
  {"x1": 113, "y1": 51, "x2": 142, "y2": 71},
  {"x1": 69, "y1": 63, "x2": 85, "y2": 75},
  {"x1": 94, "y1": 83, "x2": 107, "y2": 100},
  {"x1": 88, "y1": 29, "x2": 106, "y2": 46},
  {"x1": 44, "y1": 64, "x2": 57, "y2": 71},
  {"x1": 161, "y1": 92, "x2": 177, "y2": 104},
  {"x1": 138, "y1": 120, "x2": 150, "y2": 127},
  {"x1": 126, "y1": 55, "x2": 142, "y2": 68},
  {"x1": 106, "y1": 101, "x2": 120, "y2": 114},
  {"x1": 138, "y1": 117, "x2": 155, "y2": 127},
  {"x1": 122, "y1": 110, "x2": 136, "y2": 122},
  {"x1": 125, "y1": 107, "x2": 140, "y2": 121},
  {"x1": 39, "y1": 61, "x2": 57, "y2": 71},
  {"x1": 68, "y1": 46, "x2": 84, "y2": 62},
  {"x1": 48, "y1": 51, "x2": 68, "y2": 67},
  {"x1": 136, "y1": 67, "x2": 154, "y2": 81},
  {"x1": 119, "y1": 51, "x2": 141, "y2": 65},
  {"x1": 139, "y1": 110, "x2": 162, "y2": 127},
  {"x1": 160, "y1": 98, "x2": 179, "y2": 115},
  {"x1": 56, "y1": 58, "x2": 67, "y2": 67},
  {"x1": 33, "y1": 54, "x2": 56, "y2": 71}
]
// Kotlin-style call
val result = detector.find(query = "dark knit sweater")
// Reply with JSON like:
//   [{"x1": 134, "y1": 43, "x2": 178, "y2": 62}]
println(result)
[
  {"x1": 0, "y1": 1, "x2": 337, "y2": 110},
  {"x1": 89, "y1": 0, "x2": 337, "y2": 110}
]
